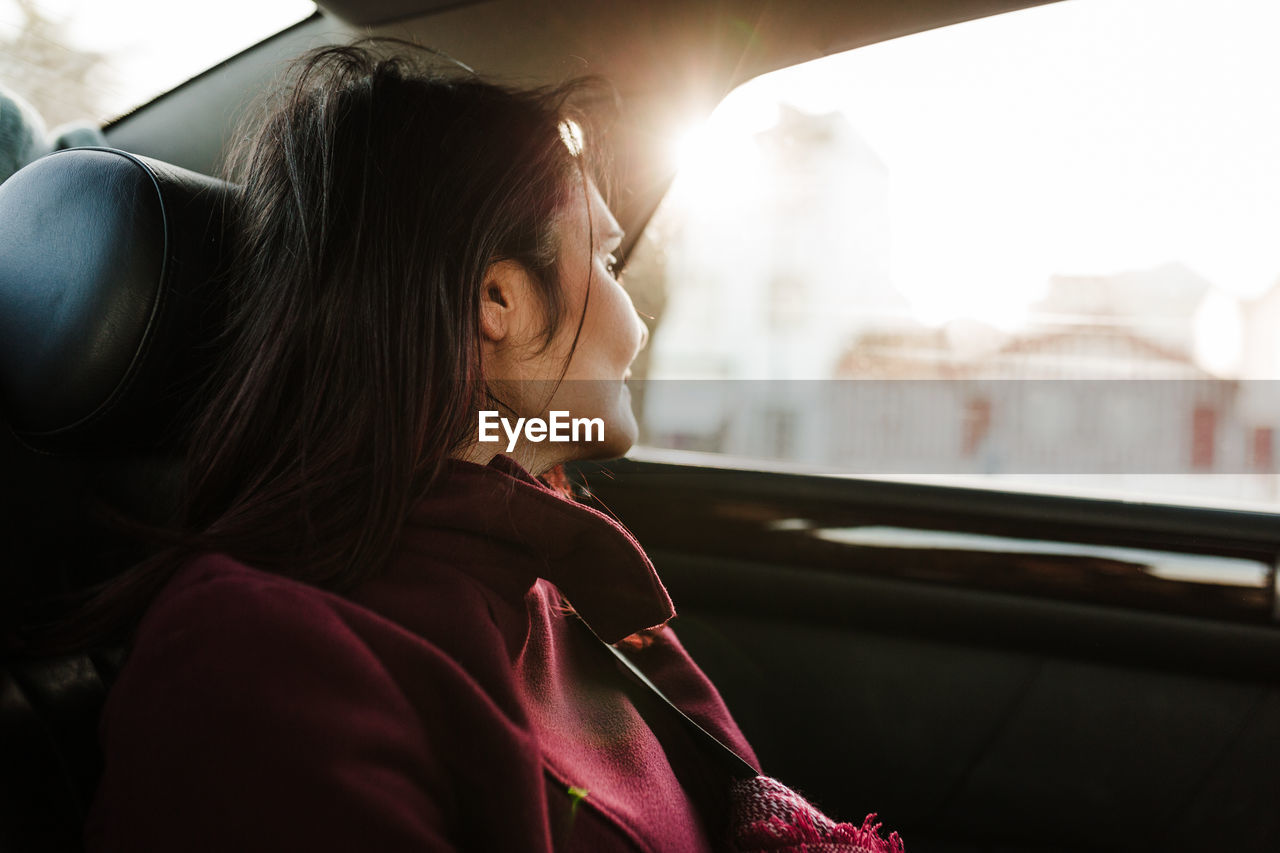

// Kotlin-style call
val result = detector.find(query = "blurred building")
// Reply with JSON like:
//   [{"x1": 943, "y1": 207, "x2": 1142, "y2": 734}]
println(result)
[
  {"x1": 638, "y1": 104, "x2": 1278, "y2": 496},
  {"x1": 644, "y1": 104, "x2": 908, "y2": 459},
  {"x1": 648, "y1": 104, "x2": 905, "y2": 382},
  {"x1": 1029, "y1": 263, "x2": 1210, "y2": 360},
  {"x1": 826, "y1": 264, "x2": 1275, "y2": 485},
  {"x1": 1242, "y1": 280, "x2": 1280, "y2": 380}
]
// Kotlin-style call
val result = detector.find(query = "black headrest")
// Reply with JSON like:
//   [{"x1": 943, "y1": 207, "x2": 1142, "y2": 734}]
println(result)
[{"x1": 0, "y1": 148, "x2": 232, "y2": 453}]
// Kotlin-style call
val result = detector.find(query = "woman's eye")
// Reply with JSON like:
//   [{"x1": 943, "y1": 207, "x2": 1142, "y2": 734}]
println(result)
[{"x1": 605, "y1": 253, "x2": 622, "y2": 278}]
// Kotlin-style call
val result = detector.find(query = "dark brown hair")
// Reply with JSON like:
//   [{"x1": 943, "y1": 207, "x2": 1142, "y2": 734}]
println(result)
[{"x1": 58, "y1": 40, "x2": 613, "y2": 646}]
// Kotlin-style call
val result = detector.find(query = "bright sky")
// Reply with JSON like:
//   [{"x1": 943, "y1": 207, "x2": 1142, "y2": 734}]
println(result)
[
  {"x1": 0, "y1": 0, "x2": 314, "y2": 119},
  {"x1": 674, "y1": 0, "x2": 1280, "y2": 338}
]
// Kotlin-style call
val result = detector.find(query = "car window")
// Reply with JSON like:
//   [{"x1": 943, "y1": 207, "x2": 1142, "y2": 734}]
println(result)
[
  {"x1": 0, "y1": 0, "x2": 315, "y2": 125},
  {"x1": 624, "y1": 0, "x2": 1280, "y2": 512}
]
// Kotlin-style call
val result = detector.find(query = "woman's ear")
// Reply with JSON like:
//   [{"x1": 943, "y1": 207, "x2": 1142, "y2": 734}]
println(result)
[{"x1": 479, "y1": 260, "x2": 529, "y2": 343}]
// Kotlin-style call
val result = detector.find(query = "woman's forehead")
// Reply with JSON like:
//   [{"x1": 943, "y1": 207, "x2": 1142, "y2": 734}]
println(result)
[
  {"x1": 563, "y1": 180, "x2": 623, "y2": 245},
  {"x1": 587, "y1": 182, "x2": 622, "y2": 242}
]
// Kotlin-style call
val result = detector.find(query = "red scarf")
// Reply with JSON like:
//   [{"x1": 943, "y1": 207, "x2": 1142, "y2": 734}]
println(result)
[{"x1": 730, "y1": 775, "x2": 905, "y2": 853}]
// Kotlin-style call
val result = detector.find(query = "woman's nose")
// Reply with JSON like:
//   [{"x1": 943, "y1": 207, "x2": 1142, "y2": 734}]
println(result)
[{"x1": 636, "y1": 313, "x2": 650, "y2": 352}]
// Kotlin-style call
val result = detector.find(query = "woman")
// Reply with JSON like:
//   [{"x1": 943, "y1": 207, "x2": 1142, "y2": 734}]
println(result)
[{"x1": 84, "y1": 41, "x2": 900, "y2": 853}]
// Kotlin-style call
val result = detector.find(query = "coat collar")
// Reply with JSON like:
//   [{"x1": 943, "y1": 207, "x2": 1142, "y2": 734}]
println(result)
[{"x1": 403, "y1": 455, "x2": 675, "y2": 643}]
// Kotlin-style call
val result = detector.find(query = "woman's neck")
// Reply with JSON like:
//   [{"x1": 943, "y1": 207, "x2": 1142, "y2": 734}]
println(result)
[{"x1": 450, "y1": 440, "x2": 561, "y2": 479}]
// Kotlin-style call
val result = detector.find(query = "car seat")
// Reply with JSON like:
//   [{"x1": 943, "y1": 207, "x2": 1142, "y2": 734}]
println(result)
[{"x1": 0, "y1": 148, "x2": 233, "y2": 852}]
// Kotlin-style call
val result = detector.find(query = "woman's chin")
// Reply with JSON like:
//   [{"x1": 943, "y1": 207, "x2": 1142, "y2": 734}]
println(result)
[{"x1": 587, "y1": 406, "x2": 638, "y2": 460}]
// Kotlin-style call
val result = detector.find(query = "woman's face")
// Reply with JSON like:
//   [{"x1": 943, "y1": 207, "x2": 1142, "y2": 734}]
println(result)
[{"x1": 477, "y1": 180, "x2": 647, "y2": 471}]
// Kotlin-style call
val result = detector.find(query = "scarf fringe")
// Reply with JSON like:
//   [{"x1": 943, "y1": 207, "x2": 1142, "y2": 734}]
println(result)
[{"x1": 731, "y1": 776, "x2": 904, "y2": 853}]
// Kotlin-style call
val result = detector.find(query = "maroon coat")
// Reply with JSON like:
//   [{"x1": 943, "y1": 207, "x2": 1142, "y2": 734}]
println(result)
[{"x1": 85, "y1": 455, "x2": 760, "y2": 852}]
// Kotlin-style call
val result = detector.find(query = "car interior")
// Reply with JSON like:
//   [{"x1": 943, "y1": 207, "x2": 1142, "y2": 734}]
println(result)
[{"x1": 2, "y1": 1, "x2": 1278, "y2": 851}]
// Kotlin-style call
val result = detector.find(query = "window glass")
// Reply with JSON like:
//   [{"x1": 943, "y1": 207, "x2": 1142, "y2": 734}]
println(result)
[
  {"x1": 625, "y1": 0, "x2": 1280, "y2": 511},
  {"x1": 0, "y1": 0, "x2": 315, "y2": 126}
]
